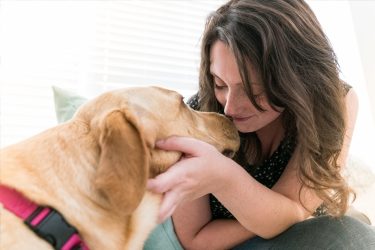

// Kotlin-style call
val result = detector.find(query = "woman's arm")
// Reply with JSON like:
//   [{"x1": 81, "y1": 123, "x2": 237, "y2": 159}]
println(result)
[
  {"x1": 211, "y1": 158, "x2": 307, "y2": 239},
  {"x1": 172, "y1": 195, "x2": 255, "y2": 250}
]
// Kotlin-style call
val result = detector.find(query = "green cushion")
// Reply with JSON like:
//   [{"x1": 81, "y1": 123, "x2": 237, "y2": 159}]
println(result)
[{"x1": 52, "y1": 86, "x2": 87, "y2": 123}]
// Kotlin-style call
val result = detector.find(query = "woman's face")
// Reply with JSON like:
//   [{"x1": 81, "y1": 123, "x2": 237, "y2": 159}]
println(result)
[{"x1": 210, "y1": 41, "x2": 283, "y2": 133}]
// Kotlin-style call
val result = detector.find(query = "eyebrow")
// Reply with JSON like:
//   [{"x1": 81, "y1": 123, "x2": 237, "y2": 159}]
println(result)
[
  {"x1": 210, "y1": 71, "x2": 261, "y2": 87},
  {"x1": 210, "y1": 72, "x2": 243, "y2": 86}
]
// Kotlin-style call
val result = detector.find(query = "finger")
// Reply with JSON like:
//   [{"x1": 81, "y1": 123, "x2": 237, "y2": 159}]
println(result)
[
  {"x1": 158, "y1": 191, "x2": 179, "y2": 223},
  {"x1": 146, "y1": 166, "x2": 182, "y2": 194},
  {"x1": 147, "y1": 178, "x2": 169, "y2": 194},
  {"x1": 147, "y1": 179, "x2": 158, "y2": 191},
  {"x1": 158, "y1": 204, "x2": 177, "y2": 224},
  {"x1": 156, "y1": 136, "x2": 211, "y2": 156}
]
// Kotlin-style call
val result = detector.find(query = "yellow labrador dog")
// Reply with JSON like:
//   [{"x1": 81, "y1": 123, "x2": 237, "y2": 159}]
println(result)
[{"x1": 0, "y1": 86, "x2": 240, "y2": 250}]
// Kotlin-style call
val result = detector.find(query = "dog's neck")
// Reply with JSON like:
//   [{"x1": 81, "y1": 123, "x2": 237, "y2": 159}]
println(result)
[{"x1": 0, "y1": 120, "x2": 156, "y2": 250}]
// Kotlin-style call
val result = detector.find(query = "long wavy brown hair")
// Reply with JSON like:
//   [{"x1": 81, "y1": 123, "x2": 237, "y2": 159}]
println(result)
[{"x1": 197, "y1": 0, "x2": 353, "y2": 216}]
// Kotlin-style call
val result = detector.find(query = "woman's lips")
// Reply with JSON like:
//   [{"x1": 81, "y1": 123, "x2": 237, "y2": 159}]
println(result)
[{"x1": 232, "y1": 115, "x2": 254, "y2": 123}]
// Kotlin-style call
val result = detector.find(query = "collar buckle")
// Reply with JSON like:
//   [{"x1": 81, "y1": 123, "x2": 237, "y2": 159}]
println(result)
[{"x1": 25, "y1": 207, "x2": 81, "y2": 249}]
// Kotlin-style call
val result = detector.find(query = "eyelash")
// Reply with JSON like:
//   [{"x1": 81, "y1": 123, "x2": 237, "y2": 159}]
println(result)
[{"x1": 214, "y1": 83, "x2": 226, "y2": 90}]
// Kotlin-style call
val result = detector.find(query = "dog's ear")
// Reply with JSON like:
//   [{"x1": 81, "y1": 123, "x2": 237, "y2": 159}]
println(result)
[{"x1": 96, "y1": 109, "x2": 149, "y2": 216}]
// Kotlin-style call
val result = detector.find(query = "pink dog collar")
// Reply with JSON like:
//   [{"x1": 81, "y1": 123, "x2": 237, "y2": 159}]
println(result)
[{"x1": 0, "y1": 185, "x2": 89, "y2": 250}]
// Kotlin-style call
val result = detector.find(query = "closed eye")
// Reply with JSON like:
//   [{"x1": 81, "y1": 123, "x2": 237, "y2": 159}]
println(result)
[
  {"x1": 214, "y1": 84, "x2": 227, "y2": 90},
  {"x1": 212, "y1": 75, "x2": 228, "y2": 90}
]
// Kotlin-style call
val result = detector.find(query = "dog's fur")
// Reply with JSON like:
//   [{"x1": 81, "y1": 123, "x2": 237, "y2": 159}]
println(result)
[{"x1": 0, "y1": 86, "x2": 240, "y2": 250}]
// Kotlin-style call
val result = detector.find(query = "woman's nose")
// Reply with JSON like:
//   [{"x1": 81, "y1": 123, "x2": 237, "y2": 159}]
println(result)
[
  {"x1": 224, "y1": 88, "x2": 253, "y2": 116},
  {"x1": 224, "y1": 90, "x2": 240, "y2": 116}
]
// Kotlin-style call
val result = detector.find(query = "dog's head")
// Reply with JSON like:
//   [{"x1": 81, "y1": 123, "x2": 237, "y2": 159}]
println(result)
[{"x1": 75, "y1": 86, "x2": 240, "y2": 216}]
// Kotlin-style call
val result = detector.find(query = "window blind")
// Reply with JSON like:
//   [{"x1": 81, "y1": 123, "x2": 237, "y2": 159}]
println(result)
[{"x1": 0, "y1": 0, "x2": 225, "y2": 147}]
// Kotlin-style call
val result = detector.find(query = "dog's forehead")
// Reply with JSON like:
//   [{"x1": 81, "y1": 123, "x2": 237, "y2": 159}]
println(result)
[{"x1": 120, "y1": 86, "x2": 182, "y2": 104}]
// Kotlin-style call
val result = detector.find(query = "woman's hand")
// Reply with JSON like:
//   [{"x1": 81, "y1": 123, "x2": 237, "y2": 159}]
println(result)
[{"x1": 147, "y1": 136, "x2": 231, "y2": 223}]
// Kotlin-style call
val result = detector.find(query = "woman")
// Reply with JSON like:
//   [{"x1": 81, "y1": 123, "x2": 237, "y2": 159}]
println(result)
[{"x1": 145, "y1": 0, "x2": 375, "y2": 249}]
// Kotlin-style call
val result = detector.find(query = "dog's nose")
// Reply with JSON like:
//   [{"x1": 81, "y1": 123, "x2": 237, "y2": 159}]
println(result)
[{"x1": 222, "y1": 149, "x2": 236, "y2": 158}]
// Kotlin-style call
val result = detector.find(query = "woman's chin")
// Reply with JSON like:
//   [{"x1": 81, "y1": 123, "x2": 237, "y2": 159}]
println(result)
[{"x1": 236, "y1": 125, "x2": 256, "y2": 134}]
